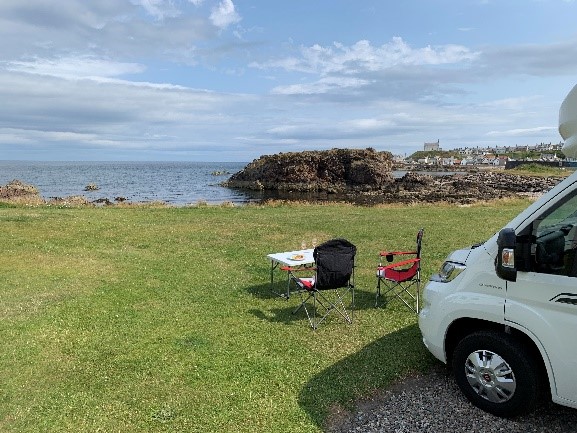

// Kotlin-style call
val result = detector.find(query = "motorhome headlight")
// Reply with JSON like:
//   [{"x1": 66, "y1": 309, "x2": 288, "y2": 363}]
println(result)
[{"x1": 436, "y1": 261, "x2": 466, "y2": 283}]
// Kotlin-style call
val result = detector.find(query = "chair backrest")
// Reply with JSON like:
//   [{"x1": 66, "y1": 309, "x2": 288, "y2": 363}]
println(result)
[
  {"x1": 313, "y1": 238, "x2": 356, "y2": 290},
  {"x1": 416, "y1": 228, "x2": 424, "y2": 259}
]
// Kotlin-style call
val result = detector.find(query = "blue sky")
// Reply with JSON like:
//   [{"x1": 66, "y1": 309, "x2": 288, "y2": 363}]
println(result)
[{"x1": 1, "y1": 0, "x2": 577, "y2": 162}]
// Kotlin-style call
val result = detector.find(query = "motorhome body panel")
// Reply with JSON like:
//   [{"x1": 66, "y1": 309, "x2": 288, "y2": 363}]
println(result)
[{"x1": 419, "y1": 243, "x2": 505, "y2": 363}]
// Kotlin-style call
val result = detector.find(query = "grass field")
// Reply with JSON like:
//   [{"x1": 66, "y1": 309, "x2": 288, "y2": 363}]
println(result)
[{"x1": 0, "y1": 199, "x2": 531, "y2": 432}]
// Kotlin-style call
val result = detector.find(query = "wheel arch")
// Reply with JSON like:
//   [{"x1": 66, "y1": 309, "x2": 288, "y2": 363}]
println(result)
[{"x1": 444, "y1": 318, "x2": 550, "y2": 395}]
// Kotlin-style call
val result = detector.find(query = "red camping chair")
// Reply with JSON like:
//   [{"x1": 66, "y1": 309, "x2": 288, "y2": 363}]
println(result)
[
  {"x1": 376, "y1": 228, "x2": 423, "y2": 313},
  {"x1": 289, "y1": 238, "x2": 356, "y2": 330}
]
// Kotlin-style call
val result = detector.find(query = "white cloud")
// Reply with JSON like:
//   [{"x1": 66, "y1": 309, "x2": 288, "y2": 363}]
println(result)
[
  {"x1": 210, "y1": 0, "x2": 241, "y2": 30},
  {"x1": 0, "y1": 1, "x2": 217, "y2": 66},
  {"x1": 480, "y1": 96, "x2": 541, "y2": 110},
  {"x1": 130, "y1": 0, "x2": 181, "y2": 20},
  {"x1": 271, "y1": 76, "x2": 370, "y2": 95},
  {"x1": 487, "y1": 126, "x2": 557, "y2": 137},
  {"x1": 5, "y1": 56, "x2": 145, "y2": 79},
  {"x1": 252, "y1": 37, "x2": 479, "y2": 75}
]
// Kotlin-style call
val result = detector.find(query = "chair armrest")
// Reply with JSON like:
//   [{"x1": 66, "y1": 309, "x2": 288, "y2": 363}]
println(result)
[
  {"x1": 377, "y1": 257, "x2": 420, "y2": 271},
  {"x1": 379, "y1": 250, "x2": 417, "y2": 257}
]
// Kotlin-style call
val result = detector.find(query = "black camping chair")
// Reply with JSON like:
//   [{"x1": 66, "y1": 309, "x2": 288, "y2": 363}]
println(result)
[
  {"x1": 289, "y1": 238, "x2": 356, "y2": 330},
  {"x1": 376, "y1": 228, "x2": 423, "y2": 313}
]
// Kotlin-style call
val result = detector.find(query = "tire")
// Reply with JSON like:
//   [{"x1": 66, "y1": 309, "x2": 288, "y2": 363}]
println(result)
[{"x1": 452, "y1": 330, "x2": 541, "y2": 417}]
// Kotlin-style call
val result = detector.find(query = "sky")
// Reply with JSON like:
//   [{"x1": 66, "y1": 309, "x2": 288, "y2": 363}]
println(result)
[{"x1": 1, "y1": 0, "x2": 577, "y2": 162}]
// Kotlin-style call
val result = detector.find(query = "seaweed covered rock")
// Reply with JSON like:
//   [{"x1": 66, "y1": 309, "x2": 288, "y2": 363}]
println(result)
[
  {"x1": 0, "y1": 179, "x2": 43, "y2": 204},
  {"x1": 223, "y1": 148, "x2": 394, "y2": 192},
  {"x1": 358, "y1": 171, "x2": 562, "y2": 205}
]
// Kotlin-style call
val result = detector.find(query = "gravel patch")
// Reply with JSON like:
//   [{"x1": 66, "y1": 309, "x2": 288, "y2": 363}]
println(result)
[{"x1": 326, "y1": 365, "x2": 577, "y2": 433}]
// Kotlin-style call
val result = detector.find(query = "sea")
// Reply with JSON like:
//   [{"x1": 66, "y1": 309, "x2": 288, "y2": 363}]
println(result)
[
  {"x1": 0, "y1": 161, "x2": 255, "y2": 205},
  {"x1": 0, "y1": 161, "x2": 455, "y2": 206}
]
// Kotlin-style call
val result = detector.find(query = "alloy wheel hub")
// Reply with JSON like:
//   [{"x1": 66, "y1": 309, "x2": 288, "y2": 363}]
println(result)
[{"x1": 464, "y1": 349, "x2": 516, "y2": 403}]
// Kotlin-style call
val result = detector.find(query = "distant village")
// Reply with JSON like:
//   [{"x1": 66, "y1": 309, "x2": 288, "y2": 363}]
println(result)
[{"x1": 397, "y1": 140, "x2": 572, "y2": 167}]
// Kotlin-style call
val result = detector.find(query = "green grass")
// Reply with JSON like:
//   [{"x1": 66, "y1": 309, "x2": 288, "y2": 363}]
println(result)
[
  {"x1": 509, "y1": 163, "x2": 571, "y2": 177},
  {"x1": 0, "y1": 200, "x2": 530, "y2": 432}
]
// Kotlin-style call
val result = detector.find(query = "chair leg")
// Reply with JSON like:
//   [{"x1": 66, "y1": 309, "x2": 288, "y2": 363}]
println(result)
[
  {"x1": 398, "y1": 290, "x2": 417, "y2": 313},
  {"x1": 351, "y1": 285, "x2": 354, "y2": 324},
  {"x1": 376, "y1": 277, "x2": 394, "y2": 308},
  {"x1": 295, "y1": 287, "x2": 353, "y2": 329},
  {"x1": 376, "y1": 278, "x2": 420, "y2": 314},
  {"x1": 375, "y1": 277, "x2": 381, "y2": 307},
  {"x1": 416, "y1": 279, "x2": 420, "y2": 313},
  {"x1": 293, "y1": 291, "x2": 312, "y2": 315},
  {"x1": 315, "y1": 288, "x2": 353, "y2": 325},
  {"x1": 293, "y1": 290, "x2": 317, "y2": 329}
]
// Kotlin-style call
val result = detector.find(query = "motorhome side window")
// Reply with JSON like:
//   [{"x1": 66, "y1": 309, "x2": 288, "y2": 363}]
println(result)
[{"x1": 530, "y1": 191, "x2": 577, "y2": 277}]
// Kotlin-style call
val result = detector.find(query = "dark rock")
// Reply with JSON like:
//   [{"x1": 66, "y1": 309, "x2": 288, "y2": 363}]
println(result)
[
  {"x1": 0, "y1": 179, "x2": 39, "y2": 197},
  {"x1": 47, "y1": 196, "x2": 92, "y2": 206},
  {"x1": 222, "y1": 148, "x2": 394, "y2": 193},
  {"x1": 0, "y1": 179, "x2": 42, "y2": 203},
  {"x1": 400, "y1": 172, "x2": 435, "y2": 185},
  {"x1": 92, "y1": 198, "x2": 113, "y2": 205},
  {"x1": 84, "y1": 183, "x2": 99, "y2": 191}
]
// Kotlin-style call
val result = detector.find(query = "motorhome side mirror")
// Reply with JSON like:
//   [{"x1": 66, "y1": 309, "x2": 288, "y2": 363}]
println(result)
[{"x1": 496, "y1": 228, "x2": 517, "y2": 282}]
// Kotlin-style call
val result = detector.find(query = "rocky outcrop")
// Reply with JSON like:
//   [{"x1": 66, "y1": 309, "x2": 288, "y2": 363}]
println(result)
[
  {"x1": 222, "y1": 148, "x2": 394, "y2": 193},
  {"x1": 0, "y1": 180, "x2": 96, "y2": 206},
  {"x1": 0, "y1": 180, "x2": 43, "y2": 204}
]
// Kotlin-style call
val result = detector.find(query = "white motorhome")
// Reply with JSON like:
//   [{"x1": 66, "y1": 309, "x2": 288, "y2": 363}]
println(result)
[{"x1": 419, "y1": 84, "x2": 577, "y2": 417}]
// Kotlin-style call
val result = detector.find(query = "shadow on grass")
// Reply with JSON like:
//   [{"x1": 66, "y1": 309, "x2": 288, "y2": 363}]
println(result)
[
  {"x1": 246, "y1": 282, "x2": 384, "y2": 326},
  {"x1": 297, "y1": 323, "x2": 436, "y2": 430},
  {"x1": 246, "y1": 281, "x2": 380, "y2": 307},
  {"x1": 245, "y1": 282, "x2": 286, "y2": 300}
]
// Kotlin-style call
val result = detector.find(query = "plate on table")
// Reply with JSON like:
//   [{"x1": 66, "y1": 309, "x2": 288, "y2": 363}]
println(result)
[{"x1": 290, "y1": 254, "x2": 305, "y2": 261}]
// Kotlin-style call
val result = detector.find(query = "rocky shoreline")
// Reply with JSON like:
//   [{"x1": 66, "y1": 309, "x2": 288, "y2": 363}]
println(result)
[
  {"x1": 350, "y1": 171, "x2": 560, "y2": 205},
  {"x1": 0, "y1": 179, "x2": 116, "y2": 206},
  {"x1": 0, "y1": 161, "x2": 563, "y2": 207},
  {"x1": 222, "y1": 149, "x2": 563, "y2": 205}
]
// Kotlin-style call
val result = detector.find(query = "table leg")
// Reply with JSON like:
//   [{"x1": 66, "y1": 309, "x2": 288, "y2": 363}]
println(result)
[
  {"x1": 286, "y1": 270, "x2": 292, "y2": 299},
  {"x1": 270, "y1": 260, "x2": 284, "y2": 297}
]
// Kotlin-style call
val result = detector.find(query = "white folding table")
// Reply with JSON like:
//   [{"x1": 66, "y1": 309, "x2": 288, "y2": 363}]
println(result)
[{"x1": 267, "y1": 249, "x2": 315, "y2": 298}]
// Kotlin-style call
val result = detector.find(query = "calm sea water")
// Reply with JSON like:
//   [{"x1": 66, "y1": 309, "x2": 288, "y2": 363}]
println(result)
[{"x1": 0, "y1": 161, "x2": 255, "y2": 205}]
